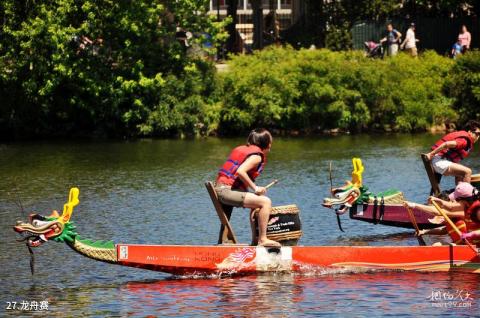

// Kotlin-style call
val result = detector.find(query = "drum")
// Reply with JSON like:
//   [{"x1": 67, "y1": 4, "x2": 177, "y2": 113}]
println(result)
[{"x1": 254, "y1": 204, "x2": 303, "y2": 246}]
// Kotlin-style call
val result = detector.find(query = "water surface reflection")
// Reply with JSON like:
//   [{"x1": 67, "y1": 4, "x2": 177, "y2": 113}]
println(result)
[{"x1": 1, "y1": 135, "x2": 479, "y2": 316}]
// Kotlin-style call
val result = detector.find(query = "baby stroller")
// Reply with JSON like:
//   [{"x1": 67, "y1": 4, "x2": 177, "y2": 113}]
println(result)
[{"x1": 364, "y1": 41, "x2": 384, "y2": 59}]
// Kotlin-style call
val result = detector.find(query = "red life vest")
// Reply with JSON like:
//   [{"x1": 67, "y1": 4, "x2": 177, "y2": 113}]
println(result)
[
  {"x1": 431, "y1": 131, "x2": 474, "y2": 163},
  {"x1": 216, "y1": 145, "x2": 265, "y2": 190},
  {"x1": 464, "y1": 200, "x2": 480, "y2": 245},
  {"x1": 446, "y1": 219, "x2": 467, "y2": 244}
]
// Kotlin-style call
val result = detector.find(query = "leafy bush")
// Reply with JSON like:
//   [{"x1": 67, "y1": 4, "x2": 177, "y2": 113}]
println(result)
[
  {"x1": 0, "y1": 0, "x2": 225, "y2": 139},
  {"x1": 445, "y1": 50, "x2": 480, "y2": 124},
  {"x1": 1, "y1": 8, "x2": 475, "y2": 140},
  {"x1": 217, "y1": 47, "x2": 456, "y2": 133}
]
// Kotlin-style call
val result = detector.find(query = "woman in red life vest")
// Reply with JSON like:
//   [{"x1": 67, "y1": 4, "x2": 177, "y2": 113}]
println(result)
[
  {"x1": 405, "y1": 182, "x2": 479, "y2": 245},
  {"x1": 215, "y1": 128, "x2": 280, "y2": 247},
  {"x1": 424, "y1": 120, "x2": 480, "y2": 183}
]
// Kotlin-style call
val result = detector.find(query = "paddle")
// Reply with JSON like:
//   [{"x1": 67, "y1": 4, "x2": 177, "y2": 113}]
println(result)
[
  {"x1": 329, "y1": 161, "x2": 344, "y2": 232},
  {"x1": 431, "y1": 201, "x2": 478, "y2": 254},
  {"x1": 403, "y1": 202, "x2": 426, "y2": 246},
  {"x1": 11, "y1": 180, "x2": 35, "y2": 275}
]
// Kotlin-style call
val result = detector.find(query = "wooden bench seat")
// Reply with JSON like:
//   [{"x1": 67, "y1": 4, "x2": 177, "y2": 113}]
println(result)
[
  {"x1": 421, "y1": 154, "x2": 441, "y2": 196},
  {"x1": 205, "y1": 181, "x2": 239, "y2": 244}
]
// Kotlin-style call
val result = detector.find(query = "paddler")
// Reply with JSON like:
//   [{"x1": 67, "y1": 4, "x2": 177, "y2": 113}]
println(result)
[
  {"x1": 215, "y1": 128, "x2": 281, "y2": 247},
  {"x1": 424, "y1": 120, "x2": 480, "y2": 183},
  {"x1": 406, "y1": 182, "x2": 480, "y2": 245}
]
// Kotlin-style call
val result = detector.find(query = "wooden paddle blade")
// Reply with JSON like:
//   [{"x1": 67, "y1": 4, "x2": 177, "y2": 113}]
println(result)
[
  {"x1": 329, "y1": 161, "x2": 333, "y2": 193},
  {"x1": 27, "y1": 244, "x2": 34, "y2": 275},
  {"x1": 403, "y1": 202, "x2": 426, "y2": 246},
  {"x1": 336, "y1": 214, "x2": 345, "y2": 232},
  {"x1": 431, "y1": 201, "x2": 478, "y2": 254},
  {"x1": 416, "y1": 235, "x2": 427, "y2": 246}
]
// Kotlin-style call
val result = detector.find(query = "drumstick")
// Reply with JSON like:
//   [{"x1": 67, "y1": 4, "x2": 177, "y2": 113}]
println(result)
[{"x1": 265, "y1": 179, "x2": 279, "y2": 189}]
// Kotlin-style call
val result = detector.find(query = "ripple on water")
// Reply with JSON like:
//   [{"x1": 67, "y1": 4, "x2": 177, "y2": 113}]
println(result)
[{"x1": 1, "y1": 136, "x2": 479, "y2": 317}]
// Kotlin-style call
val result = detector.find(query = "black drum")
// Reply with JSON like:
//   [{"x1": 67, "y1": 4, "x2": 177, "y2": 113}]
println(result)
[{"x1": 256, "y1": 204, "x2": 303, "y2": 246}]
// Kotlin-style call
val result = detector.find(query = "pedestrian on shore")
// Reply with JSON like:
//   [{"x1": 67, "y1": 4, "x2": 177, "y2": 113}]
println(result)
[
  {"x1": 401, "y1": 23, "x2": 418, "y2": 57},
  {"x1": 458, "y1": 25, "x2": 471, "y2": 53},
  {"x1": 380, "y1": 23, "x2": 402, "y2": 56},
  {"x1": 451, "y1": 39, "x2": 463, "y2": 59}
]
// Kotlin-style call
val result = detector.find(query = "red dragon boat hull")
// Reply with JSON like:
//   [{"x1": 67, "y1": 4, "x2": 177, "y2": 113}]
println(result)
[
  {"x1": 116, "y1": 244, "x2": 480, "y2": 275},
  {"x1": 349, "y1": 204, "x2": 438, "y2": 229}
]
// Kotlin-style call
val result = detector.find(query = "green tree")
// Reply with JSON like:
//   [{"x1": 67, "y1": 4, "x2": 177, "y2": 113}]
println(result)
[
  {"x1": 446, "y1": 51, "x2": 480, "y2": 123},
  {"x1": 0, "y1": 0, "x2": 226, "y2": 139},
  {"x1": 217, "y1": 47, "x2": 456, "y2": 134}
]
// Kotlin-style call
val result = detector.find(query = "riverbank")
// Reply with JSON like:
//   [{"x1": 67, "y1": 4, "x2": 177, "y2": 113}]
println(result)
[{"x1": 2, "y1": 47, "x2": 480, "y2": 140}]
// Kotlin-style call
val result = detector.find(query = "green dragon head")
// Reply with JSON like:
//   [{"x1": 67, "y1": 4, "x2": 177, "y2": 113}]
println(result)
[
  {"x1": 322, "y1": 158, "x2": 370, "y2": 214},
  {"x1": 13, "y1": 188, "x2": 79, "y2": 247}
]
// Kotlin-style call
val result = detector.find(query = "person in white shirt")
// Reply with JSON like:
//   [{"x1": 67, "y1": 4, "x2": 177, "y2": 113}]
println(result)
[{"x1": 401, "y1": 23, "x2": 419, "y2": 57}]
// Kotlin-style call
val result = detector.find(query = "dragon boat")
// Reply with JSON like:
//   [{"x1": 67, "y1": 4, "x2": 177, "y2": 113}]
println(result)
[
  {"x1": 323, "y1": 158, "x2": 441, "y2": 230},
  {"x1": 13, "y1": 187, "x2": 480, "y2": 276}
]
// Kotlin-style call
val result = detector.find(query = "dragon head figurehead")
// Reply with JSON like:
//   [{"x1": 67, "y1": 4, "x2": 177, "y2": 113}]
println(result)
[
  {"x1": 13, "y1": 188, "x2": 79, "y2": 247},
  {"x1": 322, "y1": 158, "x2": 369, "y2": 214}
]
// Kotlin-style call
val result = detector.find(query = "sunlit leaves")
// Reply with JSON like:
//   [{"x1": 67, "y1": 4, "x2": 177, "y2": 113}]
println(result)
[
  {"x1": 1, "y1": 0, "x2": 223, "y2": 138},
  {"x1": 218, "y1": 47, "x2": 457, "y2": 133}
]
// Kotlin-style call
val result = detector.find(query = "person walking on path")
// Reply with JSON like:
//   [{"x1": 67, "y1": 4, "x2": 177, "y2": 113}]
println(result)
[
  {"x1": 380, "y1": 23, "x2": 402, "y2": 56},
  {"x1": 401, "y1": 23, "x2": 418, "y2": 57},
  {"x1": 458, "y1": 25, "x2": 471, "y2": 53}
]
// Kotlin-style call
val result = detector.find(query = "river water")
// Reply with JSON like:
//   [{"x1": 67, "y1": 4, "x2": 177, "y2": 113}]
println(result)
[{"x1": 0, "y1": 135, "x2": 478, "y2": 317}]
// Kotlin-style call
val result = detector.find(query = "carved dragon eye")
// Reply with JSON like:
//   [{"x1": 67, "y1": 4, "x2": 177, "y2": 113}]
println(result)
[{"x1": 32, "y1": 219, "x2": 48, "y2": 227}]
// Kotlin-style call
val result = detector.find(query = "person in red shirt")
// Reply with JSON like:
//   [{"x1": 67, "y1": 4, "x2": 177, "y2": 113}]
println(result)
[
  {"x1": 215, "y1": 129, "x2": 280, "y2": 247},
  {"x1": 425, "y1": 121, "x2": 480, "y2": 183}
]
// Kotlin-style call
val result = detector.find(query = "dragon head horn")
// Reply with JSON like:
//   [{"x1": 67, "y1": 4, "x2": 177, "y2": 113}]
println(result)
[
  {"x1": 59, "y1": 187, "x2": 80, "y2": 224},
  {"x1": 351, "y1": 157, "x2": 364, "y2": 187}
]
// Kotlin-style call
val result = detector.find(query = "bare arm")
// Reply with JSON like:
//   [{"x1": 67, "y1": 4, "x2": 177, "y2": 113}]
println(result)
[
  {"x1": 429, "y1": 196, "x2": 465, "y2": 212},
  {"x1": 419, "y1": 226, "x2": 447, "y2": 236},
  {"x1": 236, "y1": 155, "x2": 264, "y2": 193},
  {"x1": 407, "y1": 198, "x2": 464, "y2": 218},
  {"x1": 426, "y1": 141, "x2": 457, "y2": 160}
]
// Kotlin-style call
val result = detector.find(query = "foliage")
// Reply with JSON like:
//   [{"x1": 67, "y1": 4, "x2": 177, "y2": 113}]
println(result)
[
  {"x1": 1, "y1": 0, "x2": 478, "y2": 139},
  {"x1": 217, "y1": 47, "x2": 457, "y2": 133},
  {"x1": 445, "y1": 50, "x2": 480, "y2": 123},
  {"x1": 0, "y1": 0, "x2": 227, "y2": 138}
]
